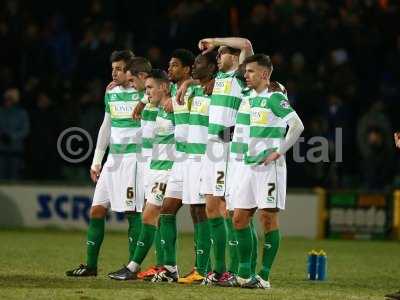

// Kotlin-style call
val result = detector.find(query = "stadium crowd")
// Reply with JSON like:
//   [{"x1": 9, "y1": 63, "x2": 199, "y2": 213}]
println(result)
[{"x1": 0, "y1": 0, "x2": 399, "y2": 189}]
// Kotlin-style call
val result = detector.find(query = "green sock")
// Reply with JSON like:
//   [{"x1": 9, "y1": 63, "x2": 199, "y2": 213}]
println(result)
[
  {"x1": 194, "y1": 223, "x2": 199, "y2": 270},
  {"x1": 208, "y1": 217, "x2": 227, "y2": 274},
  {"x1": 226, "y1": 217, "x2": 239, "y2": 274},
  {"x1": 258, "y1": 229, "x2": 280, "y2": 281},
  {"x1": 250, "y1": 220, "x2": 258, "y2": 275},
  {"x1": 154, "y1": 227, "x2": 164, "y2": 266},
  {"x1": 195, "y1": 220, "x2": 211, "y2": 276},
  {"x1": 86, "y1": 218, "x2": 105, "y2": 269},
  {"x1": 127, "y1": 213, "x2": 142, "y2": 261},
  {"x1": 160, "y1": 214, "x2": 177, "y2": 266},
  {"x1": 236, "y1": 226, "x2": 252, "y2": 278},
  {"x1": 132, "y1": 224, "x2": 157, "y2": 264}
]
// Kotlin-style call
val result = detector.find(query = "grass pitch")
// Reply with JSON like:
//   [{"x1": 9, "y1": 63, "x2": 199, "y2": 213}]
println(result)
[{"x1": 0, "y1": 229, "x2": 399, "y2": 300}]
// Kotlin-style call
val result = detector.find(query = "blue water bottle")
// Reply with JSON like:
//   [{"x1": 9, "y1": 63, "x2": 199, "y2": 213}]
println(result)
[
  {"x1": 317, "y1": 250, "x2": 327, "y2": 281},
  {"x1": 307, "y1": 250, "x2": 318, "y2": 280}
]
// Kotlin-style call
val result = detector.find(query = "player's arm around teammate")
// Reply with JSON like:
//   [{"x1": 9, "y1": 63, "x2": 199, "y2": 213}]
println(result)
[{"x1": 230, "y1": 54, "x2": 304, "y2": 288}]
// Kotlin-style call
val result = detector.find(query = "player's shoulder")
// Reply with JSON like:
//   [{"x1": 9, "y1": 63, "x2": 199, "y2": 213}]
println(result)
[
  {"x1": 267, "y1": 90, "x2": 293, "y2": 112},
  {"x1": 105, "y1": 85, "x2": 121, "y2": 94},
  {"x1": 269, "y1": 91, "x2": 287, "y2": 101},
  {"x1": 268, "y1": 81, "x2": 288, "y2": 102},
  {"x1": 105, "y1": 85, "x2": 136, "y2": 94}
]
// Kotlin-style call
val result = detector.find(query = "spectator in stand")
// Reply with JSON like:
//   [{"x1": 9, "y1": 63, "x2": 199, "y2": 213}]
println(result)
[
  {"x1": 357, "y1": 101, "x2": 395, "y2": 190},
  {"x1": 0, "y1": 88, "x2": 30, "y2": 179}
]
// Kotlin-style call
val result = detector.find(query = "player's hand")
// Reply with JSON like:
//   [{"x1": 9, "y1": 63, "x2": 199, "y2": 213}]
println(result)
[
  {"x1": 106, "y1": 81, "x2": 118, "y2": 90},
  {"x1": 394, "y1": 132, "x2": 400, "y2": 149},
  {"x1": 132, "y1": 102, "x2": 145, "y2": 120},
  {"x1": 263, "y1": 152, "x2": 281, "y2": 165},
  {"x1": 176, "y1": 83, "x2": 189, "y2": 105},
  {"x1": 90, "y1": 164, "x2": 102, "y2": 183},
  {"x1": 198, "y1": 38, "x2": 217, "y2": 54},
  {"x1": 204, "y1": 78, "x2": 215, "y2": 95},
  {"x1": 163, "y1": 97, "x2": 173, "y2": 113}
]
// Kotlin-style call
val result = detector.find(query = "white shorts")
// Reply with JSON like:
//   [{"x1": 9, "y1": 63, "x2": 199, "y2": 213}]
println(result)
[
  {"x1": 92, "y1": 154, "x2": 144, "y2": 212},
  {"x1": 165, "y1": 160, "x2": 183, "y2": 199},
  {"x1": 232, "y1": 156, "x2": 287, "y2": 210},
  {"x1": 200, "y1": 141, "x2": 230, "y2": 196},
  {"x1": 182, "y1": 157, "x2": 206, "y2": 205},
  {"x1": 139, "y1": 156, "x2": 152, "y2": 193},
  {"x1": 146, "y1": 169, "x2": 170, "y2": 207},
  {"x1": 225, "y1": 158, "x2": 242, "y2": 211}
]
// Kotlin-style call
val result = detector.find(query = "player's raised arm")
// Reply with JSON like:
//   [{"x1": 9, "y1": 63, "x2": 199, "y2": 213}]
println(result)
[
  {"x1": 198, "y1": 37, "x2": 253, "y2": 63},
  {"x1": 90, "y1": 112, "x2": 111, "y2": 182}
]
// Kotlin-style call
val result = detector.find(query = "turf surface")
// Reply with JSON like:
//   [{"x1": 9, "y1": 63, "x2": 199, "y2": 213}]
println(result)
[{"x1": 0, "y1": 229, "x2": 399, "y2": 299}]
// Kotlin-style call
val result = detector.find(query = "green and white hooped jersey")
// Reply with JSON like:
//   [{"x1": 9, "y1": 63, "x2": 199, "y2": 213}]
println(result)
[
  {"x1": 171, "y1": 83, "x2": 195, "y2": 153},
  {"x1": 230, "y1": 88, "x2": 251, "y2": 159},
  {"x1": 150, "y1": 107, "x2": 176, "y2": 170},
  {"x1": 208, "y1": 70, "x2": 245, "y2": 142},
  {"x1": 185, "y1": 85, "x2": 210, "y2": 158},
  {"x1": 105, "y1": 86, "x2": 143, "y2": 155},
  {"x1": 141, "y1": 97, "x2": 159, "y2": 158},
  {"x1": 245, "y1": 89, "x2": 295, "y2": 165}
]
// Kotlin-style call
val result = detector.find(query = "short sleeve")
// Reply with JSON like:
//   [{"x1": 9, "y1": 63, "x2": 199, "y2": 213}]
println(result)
[{"x1": 268, "y1": 92, "x2": 294, "y2": 119}]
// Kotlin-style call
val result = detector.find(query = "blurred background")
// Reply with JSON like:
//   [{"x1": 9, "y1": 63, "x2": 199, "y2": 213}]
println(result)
[{"x1": 0, "y1": 0, "x2": 399, "y2": 191}]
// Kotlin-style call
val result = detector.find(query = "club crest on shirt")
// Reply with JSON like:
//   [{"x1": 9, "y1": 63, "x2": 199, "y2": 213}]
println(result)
[{"x1": 280, "y1": 100, "x2": 290, "y2": 109}]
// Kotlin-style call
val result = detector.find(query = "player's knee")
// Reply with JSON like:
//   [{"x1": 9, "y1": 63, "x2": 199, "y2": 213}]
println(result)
[
  {"x1": 260, "y1": 210, "x2": 279, "y2": 232},
  {"x1": 161, "y1": 198, "x2": 182, "y2": 214},
  {"x1": 142, "y1": 205, "x2": 160, "y2": 226},
  {"x1": 233, "y1": 213, "x2": 249, "y2": 230},
  {"x1": 90, "y1": 205, "x2": 107, "y2": 219},
  {"x1": 190, "y1": 204, "x2": 207, "y2": 223},
  {"x1": 206, "y1": 204, "x2": 220, "y2": 218},
  {"x1": 142, "y1": 215, "x2": 157, "y2": 226},
  {"x1": 206, "y1": 196, "x2": 222, "y2": 218}
]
